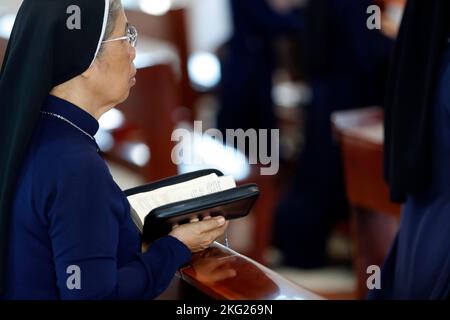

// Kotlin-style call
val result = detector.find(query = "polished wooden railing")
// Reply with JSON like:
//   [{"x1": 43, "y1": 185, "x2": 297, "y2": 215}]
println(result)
[{"x1": 158, "y1": 242, "x2": 324, "y2": 300}]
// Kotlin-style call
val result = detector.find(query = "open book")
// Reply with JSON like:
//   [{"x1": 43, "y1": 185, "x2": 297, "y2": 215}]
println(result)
[
  {"x1": 124, "y1": 169, "x2": 259, "y2": 242},
  {"x1": 127, "y1": 173, "x2": 237, "y2": 231}
]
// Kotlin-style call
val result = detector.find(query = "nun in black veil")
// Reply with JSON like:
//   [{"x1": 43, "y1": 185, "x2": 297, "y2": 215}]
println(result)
[
  {"x1": 0, "y1": 0, "x2": 227, "y2": 299},
  {"x1": 371, "y1": 0, "x2": 450, "y2": 299}
]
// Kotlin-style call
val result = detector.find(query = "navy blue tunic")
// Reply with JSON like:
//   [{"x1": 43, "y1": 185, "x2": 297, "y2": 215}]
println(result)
[
  {"x1": 369, "y1": 46, "x2": 450, "y2": 300},
  {"x1": 1, "y1": 95, "x2": 191, "y2": 300}
]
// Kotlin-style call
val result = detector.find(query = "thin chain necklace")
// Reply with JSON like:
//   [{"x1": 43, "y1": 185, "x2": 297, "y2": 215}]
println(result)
[{"x1": 40, "y1": 111, "x2": 99, "y2": 152}]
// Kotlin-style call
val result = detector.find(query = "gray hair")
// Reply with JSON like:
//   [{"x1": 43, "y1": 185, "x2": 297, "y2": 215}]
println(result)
[
  {"x1": 104, "y1": 0, "x2": 123, "y2": 40},
  {"x1": 98, "y1": 0, "x2": 123, "y2": 56}
]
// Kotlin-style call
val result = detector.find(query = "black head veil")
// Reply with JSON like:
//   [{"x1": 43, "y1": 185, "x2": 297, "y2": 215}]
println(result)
[
  {"x1": 384, "y1": 0, "x2": 450, "y2": 202},
  {"x1": 0, "y1": 0, "x2": 109, "y2": 293}
]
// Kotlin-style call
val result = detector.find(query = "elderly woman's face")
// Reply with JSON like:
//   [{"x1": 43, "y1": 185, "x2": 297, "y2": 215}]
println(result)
[{"x1": 92, "y1": 9, "x2": 136, "y2": 106}]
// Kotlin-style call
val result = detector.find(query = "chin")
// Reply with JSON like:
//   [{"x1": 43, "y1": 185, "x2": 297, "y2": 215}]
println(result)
[
  {"x1": 119, "y1": 90, "x2": 131, "y2": 104},
  {"x1": 115, "y1": 82, "x2": 134, "y2": 105}
]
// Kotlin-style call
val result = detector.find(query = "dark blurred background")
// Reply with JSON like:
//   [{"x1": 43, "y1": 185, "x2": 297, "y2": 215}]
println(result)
[{"x1": 0, "y1": 0, "x2": 406, "y2": 299}]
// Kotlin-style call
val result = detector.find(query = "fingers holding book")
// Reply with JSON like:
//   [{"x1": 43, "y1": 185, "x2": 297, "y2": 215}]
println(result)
[
  {"x1": 169, "y1": 216, "x2": 229, "y2": 253},
  {"x1": 171, "y1": 214, "x2": 212, "y2": 229}
]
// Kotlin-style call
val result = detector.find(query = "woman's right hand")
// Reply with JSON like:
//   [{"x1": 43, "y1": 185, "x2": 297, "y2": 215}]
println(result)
[{"x1": 169, "y1": 216, "x2": 228, "y2": 253}]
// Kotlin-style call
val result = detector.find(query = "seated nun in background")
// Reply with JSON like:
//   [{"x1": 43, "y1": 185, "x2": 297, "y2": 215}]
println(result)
[
  {"x1": 374, "y1": 0, "x2": 450, "y2": 299},
  {"x1": 0, "y1": 0, "x2": 228, "y2": 300}
]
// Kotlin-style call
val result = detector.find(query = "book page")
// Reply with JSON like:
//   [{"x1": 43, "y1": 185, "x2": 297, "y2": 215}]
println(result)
[{"x1": 127, "y1": 174, "x2": 236, "y2": 224}]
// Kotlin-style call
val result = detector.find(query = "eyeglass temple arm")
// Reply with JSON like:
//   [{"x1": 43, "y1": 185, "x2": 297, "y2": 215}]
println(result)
[{"x1": 102, "y1": 36, "x2": 128, "y2": 44}]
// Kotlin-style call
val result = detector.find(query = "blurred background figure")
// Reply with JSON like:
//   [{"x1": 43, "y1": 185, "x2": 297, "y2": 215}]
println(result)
[
  {"x1": 273, "y1": 0, "x2": 403, "y2": 269},
  {"x1": 216, "y1": 0, "x2": 302, "y2": 136}
]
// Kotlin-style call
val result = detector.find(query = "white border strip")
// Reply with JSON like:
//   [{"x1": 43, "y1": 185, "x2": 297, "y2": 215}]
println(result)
[{"x1": 89, "y1": 0, "x2": 109, "y2": 67}]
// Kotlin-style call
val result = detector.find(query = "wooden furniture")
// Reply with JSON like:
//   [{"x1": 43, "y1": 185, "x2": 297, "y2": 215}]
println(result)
[
  {"x1": 239, "y1": 171, "x2": 278, "y2": 265},
  {"x1": 157, "y1": 242, "x2": 323, "y2": 300},
  {"x1": 0, "y1": 13, "x2": 11, "y2": 64},
  {"x1": 0, "y1": 39, "x2": 6, "y2": 64},
  {"x1": 332, "y1": 107, "x2": 401, "y2": 299},
  {"x1": 124, "y1": 4, "x2": 196, "y2": 114}
]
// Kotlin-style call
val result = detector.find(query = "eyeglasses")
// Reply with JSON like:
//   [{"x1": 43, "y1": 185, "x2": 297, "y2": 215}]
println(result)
[{"x1": 102, "y1": 25, "x2": 138, "y2": 48}]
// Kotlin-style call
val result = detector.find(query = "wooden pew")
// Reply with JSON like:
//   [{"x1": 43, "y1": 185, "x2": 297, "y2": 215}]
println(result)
[
  {"x1": 0, "y1": 37, "x2": 6, "y2": 64},
  {"x1": 0, "y1": 13, "x2": 11, "y2": 64},
  {"x1": 332, "y1": 107, "x2": 401, "y2": 299},
  {"x1": 157, "y1": 242, "x2": 324, "y2": 300},
  {"x1": 232, "y1": 168, "x2": 278, "y2": 265},
  {"x1": 124, "y1": 3, "x2": 196, "y2": 114}
]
